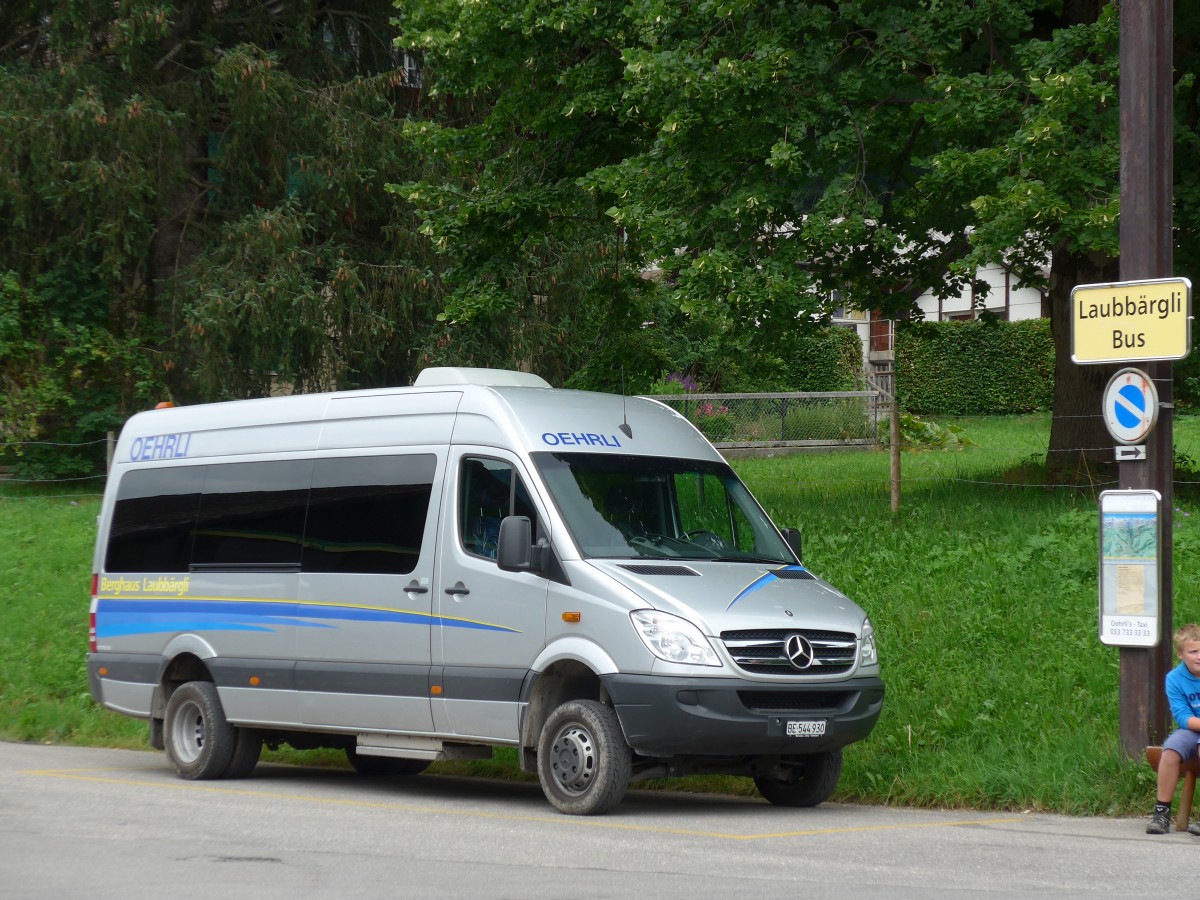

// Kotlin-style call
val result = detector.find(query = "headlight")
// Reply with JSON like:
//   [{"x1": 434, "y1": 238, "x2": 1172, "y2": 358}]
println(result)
[
  {"x1": 630, "y1": 610, "x2": 721, "y2": 667},
  {"x1": 860, "y1": 616, "x2": 878, "y2": 666}
]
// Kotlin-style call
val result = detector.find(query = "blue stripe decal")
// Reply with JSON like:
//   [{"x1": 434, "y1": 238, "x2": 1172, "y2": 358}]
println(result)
[
  {"x1": 726, "y1": 566, "x2": 809, "y2": 610},
  {"x1": 94, "y1": 597, "x2": 520, "y2": 639}
]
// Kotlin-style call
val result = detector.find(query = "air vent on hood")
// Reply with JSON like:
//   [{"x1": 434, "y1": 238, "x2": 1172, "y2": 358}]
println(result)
[
  {"x1": 772, "y1": 568, "x2": 816, "y2": 580},
  {"x1": 618, "y1": 564, "x2": 700, "y2": 576}
]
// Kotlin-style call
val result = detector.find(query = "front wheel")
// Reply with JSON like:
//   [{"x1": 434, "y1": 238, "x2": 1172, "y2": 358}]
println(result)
[
  {"x1": 754, "y1": 749, "x2": 843, "y2": 807},
  {"x1": 225, "y1": 728, "x2": 263, "y2": 779},
  {"x1": 537, "y1": 700, "x2": 631, "y2": 815},
  {"x1": 164, "y1": 681, "x2": 238, "y2": 780}
]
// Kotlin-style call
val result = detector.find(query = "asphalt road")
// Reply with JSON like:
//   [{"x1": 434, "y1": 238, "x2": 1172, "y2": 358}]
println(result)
[{"x1": 1, "y1": 741, "x2": 1188, "y2": 899}]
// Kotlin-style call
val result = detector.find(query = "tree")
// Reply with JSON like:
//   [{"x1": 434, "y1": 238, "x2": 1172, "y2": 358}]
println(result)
[
  {"x1": 7, "y1": 1, "x2": 1200, "y2": 476},
  {"x1": 592, "y1": 0, "x2": 1128, "y2": 475},
  {"x1": 0, "y1": 0, "x2": 443, "y2": 474},
  {"x1": 397, "y1": 0, "x2": 1200, "y2": 475},
  {"x1": 390, "y1": 0, "x2": 666, "y2": 390},
  {"x1": 919, "y1": 2, "x2": 1124, "y2": 476}
]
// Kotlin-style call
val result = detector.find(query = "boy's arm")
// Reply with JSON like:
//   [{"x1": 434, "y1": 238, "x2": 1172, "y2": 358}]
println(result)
[{"x1": 1166, "y1": 675, "x2": 1200, "y2": 730}]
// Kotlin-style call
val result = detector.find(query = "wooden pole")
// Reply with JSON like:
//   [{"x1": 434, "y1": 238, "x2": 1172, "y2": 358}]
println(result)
[
  {"x1": 1117, "y1": 0, "x2": 1175, "y2": 757},
  {"x1": 890, "y1": 400, "x2": 900, "y2": 514}
]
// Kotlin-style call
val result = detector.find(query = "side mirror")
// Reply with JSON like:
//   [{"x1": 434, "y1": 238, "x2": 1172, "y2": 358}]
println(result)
[
  {"x1": 780, "y1": 527, "x2": 802, "y2": 563},
  {"x1": 497, "y1": 516, "x2": 533, "y2": 572}
]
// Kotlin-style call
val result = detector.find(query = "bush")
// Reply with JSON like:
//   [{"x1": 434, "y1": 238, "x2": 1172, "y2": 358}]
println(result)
[
  {"x1": 0, "y1": 270, "x2": 162, "y2": 478},
  {"x1": 773, "y1": 324, "x2": 864, "y2": 392},
  {"x1": 878, "y1": 411, "x2": 977, "y2": 449},
  {"x1": 691, "y1": 401, "x2": 734, "y2": 440},
  {"x1": 895, "y1": 317, "x2": 1053, "y2": 415}
]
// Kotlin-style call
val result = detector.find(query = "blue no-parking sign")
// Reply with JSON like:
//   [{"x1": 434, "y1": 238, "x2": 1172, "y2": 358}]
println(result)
[{"x1": 1102, "y1": 368, "x2": 1158, "y2": 445}]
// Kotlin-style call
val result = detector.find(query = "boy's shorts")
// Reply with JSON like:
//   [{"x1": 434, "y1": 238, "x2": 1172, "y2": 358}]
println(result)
[{"x1": 1163, "y1": 727, "x2": 1200, "y2": 761}]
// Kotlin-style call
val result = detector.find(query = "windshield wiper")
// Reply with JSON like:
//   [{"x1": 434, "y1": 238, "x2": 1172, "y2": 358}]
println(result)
[{"x1": 707, "y1": 555, "x2": 793, "y2": 565}]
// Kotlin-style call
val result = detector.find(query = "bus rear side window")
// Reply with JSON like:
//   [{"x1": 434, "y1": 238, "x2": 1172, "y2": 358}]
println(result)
[{"x1": 106, "y1": 467, "x2": 205, "y2": 573}]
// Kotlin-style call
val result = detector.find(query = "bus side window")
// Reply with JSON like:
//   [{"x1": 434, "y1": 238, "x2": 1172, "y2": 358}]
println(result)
[
  {"x1": 302, "y1": 455, "x2": 436, "y2": 575},
  {"x1": 191, "y1": 460, "x2": 312, "y2": 567},
  {"x1": 460, "y1": 457, "x2": 538, "y2": 560},
  {"x1": 106, "y1": 466, "x2": 205, "y2": 573}
]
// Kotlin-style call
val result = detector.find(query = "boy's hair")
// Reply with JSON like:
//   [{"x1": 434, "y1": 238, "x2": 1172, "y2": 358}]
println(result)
[{"x1": 1174, "y1": 624, "x2": 1200, "y2": 654}]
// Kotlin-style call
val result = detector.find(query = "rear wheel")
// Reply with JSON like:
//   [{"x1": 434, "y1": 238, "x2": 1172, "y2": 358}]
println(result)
[
  {"x1": 537, "y1": 700, "x2": 631, "y2": 816},
  {"x1": 164, "y1": 681, "x2": 237, "y2": 780},
  {"x1": 754, "y1": 750, "x2": 843, "y2": 807},
  {"x1": 345, "y1": 746, "x2": 431, "y2": 777}
]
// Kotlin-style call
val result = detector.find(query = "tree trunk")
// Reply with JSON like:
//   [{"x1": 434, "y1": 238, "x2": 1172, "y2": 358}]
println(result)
[{"x1": 1046, "y1": 245, "x2": 1119, "y2": 481}]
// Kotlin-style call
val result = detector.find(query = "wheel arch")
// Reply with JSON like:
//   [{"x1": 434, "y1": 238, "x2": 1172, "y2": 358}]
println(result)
[
  {"x1": 519, "y1": 659, "x2": 611, "y2": 772},
  {"x1": 151, "y1": 650, "x2": 216, "y2": 726}
]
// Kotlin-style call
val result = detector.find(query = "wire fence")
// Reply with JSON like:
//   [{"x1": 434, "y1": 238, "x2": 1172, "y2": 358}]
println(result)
[
  {"x1": 5, "y1": 410, "x2": 1200, "y2": 503},
  {"x1": 641, "y1": 391, "x2": 884, "y2": 452}
]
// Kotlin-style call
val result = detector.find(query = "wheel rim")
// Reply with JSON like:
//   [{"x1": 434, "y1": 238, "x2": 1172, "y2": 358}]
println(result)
[
  {"x1": 548, "y1": 722, "x2": 597, "y2": 796},
  {"x1": 170, "y1": 698, "x2": 205, "y2": 764}
]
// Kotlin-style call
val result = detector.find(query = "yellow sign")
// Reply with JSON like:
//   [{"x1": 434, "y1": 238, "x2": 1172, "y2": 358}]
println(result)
[{"x1": 1071, "y1": 277, "x2": 1192, "y2": 364}]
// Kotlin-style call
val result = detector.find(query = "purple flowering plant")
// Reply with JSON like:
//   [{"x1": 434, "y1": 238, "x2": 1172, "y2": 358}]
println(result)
[{"x1": 647, "y1": 371, "x2": 700, "y2": 395}]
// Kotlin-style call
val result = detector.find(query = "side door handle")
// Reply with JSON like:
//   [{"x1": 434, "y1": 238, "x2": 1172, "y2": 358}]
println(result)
[
  {"x1": 444, "y1": 581, "x2": 470, "y2": 597},
  {"x1": 404, "y1": 580, "x2": 429, "y2": 594}
]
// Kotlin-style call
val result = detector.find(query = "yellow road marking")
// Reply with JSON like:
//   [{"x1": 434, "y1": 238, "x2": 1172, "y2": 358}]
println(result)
[{"x1": 20, "y1": 767, "x2": 1024, "y2": 841}]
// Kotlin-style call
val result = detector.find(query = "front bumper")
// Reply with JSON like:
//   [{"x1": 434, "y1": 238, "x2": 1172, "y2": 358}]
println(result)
[{"x1": 601, "y1": 672, "x2": 884, "y2": 757}]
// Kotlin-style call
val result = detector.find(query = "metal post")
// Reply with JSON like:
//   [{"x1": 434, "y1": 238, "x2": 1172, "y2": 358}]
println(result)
[{"x1": 1117, "y1": 0, "x2": 1175, "y2": 757}]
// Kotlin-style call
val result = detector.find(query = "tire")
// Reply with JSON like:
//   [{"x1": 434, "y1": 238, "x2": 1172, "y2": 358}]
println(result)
[
  {"x1": 224, "y1": 728, "x2": 263, "y2": 779},
  {"x1": 345, "y1": 746, "x2": 431, "y2": 777},
  {"x1": 536, "y1": 700, "x2": 631, "y2": 816},
  {"x1": 754, "y1": 749, "x2": 843, "y2": 808},
  {"x1": 163, "y1": 681, "x2": 237, "y2": 780}
]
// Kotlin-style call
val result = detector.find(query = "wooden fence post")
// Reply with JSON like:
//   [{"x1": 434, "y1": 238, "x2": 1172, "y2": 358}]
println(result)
[{"x1": 889, "y1": 400, "x2": 900, "y2": 514}]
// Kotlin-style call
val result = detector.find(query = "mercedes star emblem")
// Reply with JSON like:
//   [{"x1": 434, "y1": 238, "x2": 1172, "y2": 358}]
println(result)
[{"x1": 784, "y1": 634, "x2": 815, "y2": 670}]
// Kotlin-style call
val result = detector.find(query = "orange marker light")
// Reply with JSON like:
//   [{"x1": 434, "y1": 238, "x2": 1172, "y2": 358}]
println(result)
[
  {"x1": 562, "y1": 612, "x2": 581, "y2": 623},
  {"x1": 431, "y1": 685, "x2": 443, "y2": 695},
  {"x1": 98, "y1": 667, "x2": 109, "y2": 677},
  {"x1": 249, "y1": 676, "x2": 260, "y2": 686}
]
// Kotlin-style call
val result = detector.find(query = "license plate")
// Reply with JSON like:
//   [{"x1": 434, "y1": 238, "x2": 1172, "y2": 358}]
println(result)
[{"x1": 786, "y1": 720, "x2": 826, "y2": 738}]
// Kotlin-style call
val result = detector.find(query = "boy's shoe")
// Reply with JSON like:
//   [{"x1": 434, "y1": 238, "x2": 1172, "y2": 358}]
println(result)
[
  {"x1": 1188, "y1": 821, "x2": 1200, "y2": 836},
  {"x1": 1147, "y1": 807, "x2": 1172, "y2": 834}
]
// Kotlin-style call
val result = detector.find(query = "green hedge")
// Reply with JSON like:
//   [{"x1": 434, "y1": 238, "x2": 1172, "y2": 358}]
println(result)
[
  {"x1": 642, "y1": 322, "x2": 865, "y2": 394},
  {"x1": 726, "y1": 323, "x2": 864, "y2": 392},
  {"x1": 781, "y1": 324, "x2": 865, "y2": 392},
  {"x1": 895, "y1": 318, "x2": 1054, "y2": 415}
]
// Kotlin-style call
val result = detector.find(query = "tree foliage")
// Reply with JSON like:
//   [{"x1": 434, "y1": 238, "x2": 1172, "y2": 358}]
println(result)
[
  {"x1": 4, "y1": 2, "x2": 1200, "y2": 478},
  {"x1": 397, "y1": 0, "x2": 1200, "y2": 473},
  {"x1": 0, "y1": 0, "x2": 441, "y2": 474}
]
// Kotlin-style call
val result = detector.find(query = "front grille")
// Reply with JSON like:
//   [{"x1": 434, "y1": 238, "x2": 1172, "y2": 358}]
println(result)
[{"x1": 720, "y1": 628, "x2": 857, "y2": 675}]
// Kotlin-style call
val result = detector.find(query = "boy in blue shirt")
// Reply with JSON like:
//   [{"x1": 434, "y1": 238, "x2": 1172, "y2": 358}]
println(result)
[{"x1": 1148, "y1": 623, "x2": 1200, "y2": 833}]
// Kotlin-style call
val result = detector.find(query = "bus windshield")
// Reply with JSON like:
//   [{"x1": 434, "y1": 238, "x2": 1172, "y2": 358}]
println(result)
[{"x1": 531, "y1": 452, "x2": 794, "y2": 563}]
